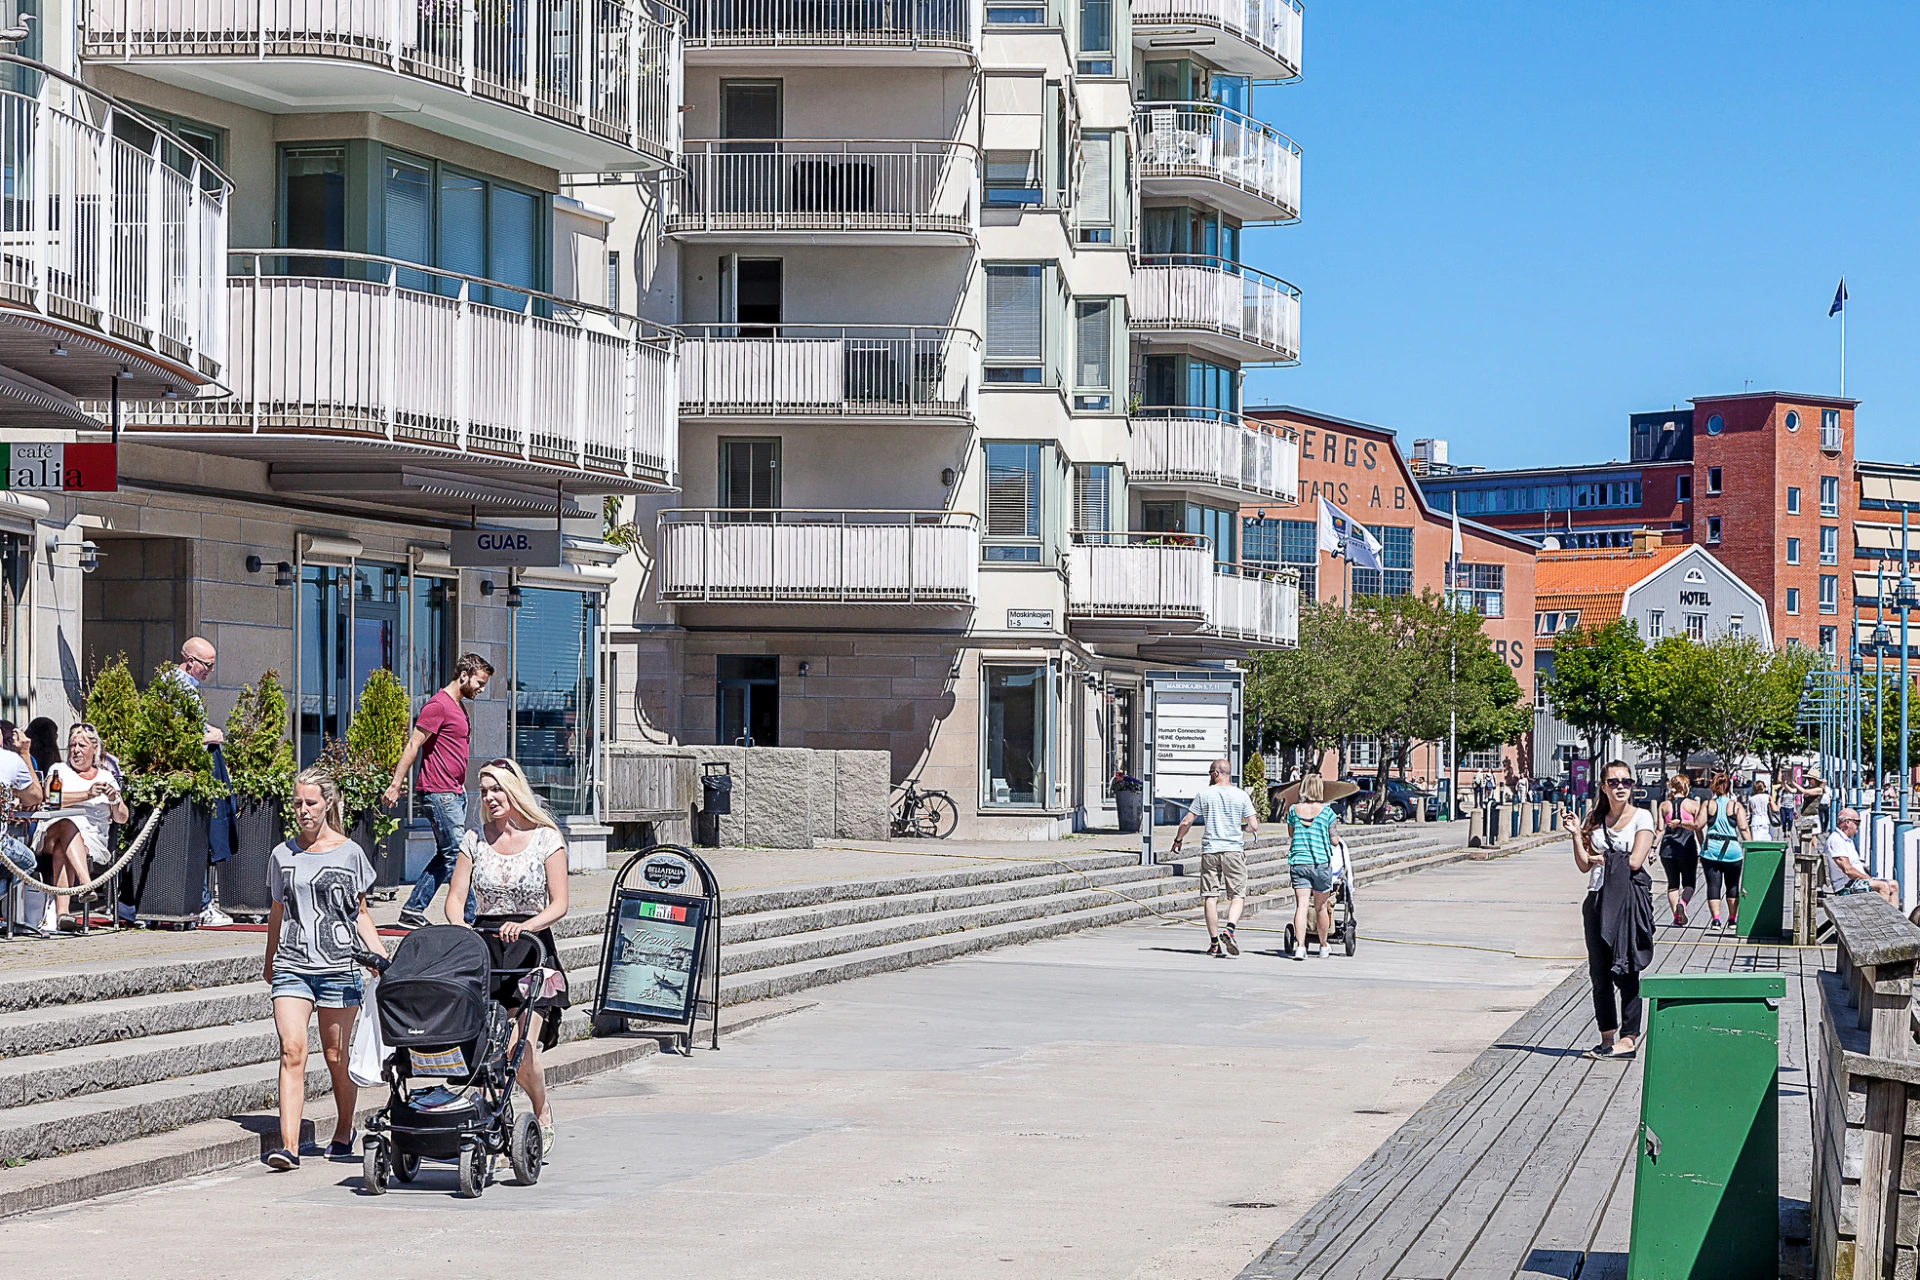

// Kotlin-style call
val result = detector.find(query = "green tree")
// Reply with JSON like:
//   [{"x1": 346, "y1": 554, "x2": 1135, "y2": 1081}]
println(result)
[
  {"x1": 347, "y1": 668, "x2": 411, "y2": 776},
  {"x1": 1692, "y1": 634, "x2": 1818, "y2": 770},
  {"x1": 84, "y1": 655, "x2": 141, "y2": 765},
  {"x1": 123, "y1": 665, "x2": 222, "y2": 809},
  {"x1": 1245, "y1": 603, "x2": 1380, "y2": 772},
  {"x1": 224, "y1": 669, "x2": 295, "y2": 803},
  {"x1": 1623, "y1": 635, "x2": 1711, "y2": 776},
  {"x1": 1543, "y1": 618, "x2": 1649, "y2": 772}
]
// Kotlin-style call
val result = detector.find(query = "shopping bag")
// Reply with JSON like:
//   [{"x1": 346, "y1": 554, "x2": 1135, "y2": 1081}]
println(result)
[{"x1": 348, "y1": 983, "x2": 387, "y2": 1087}]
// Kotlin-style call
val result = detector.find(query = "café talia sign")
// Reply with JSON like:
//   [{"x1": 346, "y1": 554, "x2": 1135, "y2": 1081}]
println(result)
[{"x1": 1, "y1": 443, "x2": 117, "y2": 492}]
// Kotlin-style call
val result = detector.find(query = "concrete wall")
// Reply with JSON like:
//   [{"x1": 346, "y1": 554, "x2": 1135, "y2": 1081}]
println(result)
[{"x1": 609, "y1": 743, "x2": 890, "y2": 847}]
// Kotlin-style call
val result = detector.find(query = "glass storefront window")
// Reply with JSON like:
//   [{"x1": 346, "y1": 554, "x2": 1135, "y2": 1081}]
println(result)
[
  {"x1": 412, "y1": 576, "x2": 454, "y2": 717},
  {"x1": 300, "y1": 559, "x2": 452, "y2": 765},
  {"x1": 0, "y1": 534, "x2": 21, "y2": 722},
  {"x1": 513, "y1": 588, "x2": 598, "y2": 818},
  {"x1": 299, "y1": 565, "x2": 348, "y2": 764},
  {"x1": 983, "y1": 664, "x2": 1048, "y2": 807}
]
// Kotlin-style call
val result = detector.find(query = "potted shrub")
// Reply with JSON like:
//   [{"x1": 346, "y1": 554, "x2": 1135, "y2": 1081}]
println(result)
[
  {"x1": 1243, "y1": 751, "x2": 1267, "y2": 822},
  {"x1": 329, "y1": 668, "x2": 412, "y2": 887},
  {"x1": 218, "y1": 671, "x2": 295, "y2": 918},
  {"x1": 1112, "y1": 770, "x2": 1144, "y2": 833}
]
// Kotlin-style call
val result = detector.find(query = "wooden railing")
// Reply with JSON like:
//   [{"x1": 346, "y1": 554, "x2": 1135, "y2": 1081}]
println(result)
[{"x1": 604, "y1": 749, "x2": 695, "y2": 822}]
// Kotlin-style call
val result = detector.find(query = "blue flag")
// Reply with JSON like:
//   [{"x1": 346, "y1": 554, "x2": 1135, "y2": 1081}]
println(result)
[{"x1": 1831, "y1": 278, "x2": 1847, "y2": 316}]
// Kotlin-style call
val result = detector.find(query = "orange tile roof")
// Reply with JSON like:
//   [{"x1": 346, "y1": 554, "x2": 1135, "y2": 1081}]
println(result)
[{"x1": 1532, "y1": 545, "x2": 1693, "y2": 628}]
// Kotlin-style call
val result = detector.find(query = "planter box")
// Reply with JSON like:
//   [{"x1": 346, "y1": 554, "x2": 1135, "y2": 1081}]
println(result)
[
  {"x1": 348, "y1": 810, "x2": 408, "y2": 889},
  {"x1": 1115, "y1": 790, "x2": 1143, "y2": 833},
  {"x1": 123, "y1": 800, "x2": 212, "y2": 922},
  {"x1": 218, "y1": 798, "x2": 285, "y2": 919}
]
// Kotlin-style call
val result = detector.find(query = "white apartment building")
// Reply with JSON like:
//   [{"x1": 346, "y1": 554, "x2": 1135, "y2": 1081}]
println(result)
[
  {"x1": 598, "y1": 0, "x2": 1305, "y2": 835},
  {"x1": 0, "y1": 0, "x2": 683, "y2": 866}
]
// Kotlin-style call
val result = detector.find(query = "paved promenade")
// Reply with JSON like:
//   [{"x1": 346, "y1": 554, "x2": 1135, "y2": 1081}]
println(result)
[{"x1": 6, "y1": 836, "x2": 1574, "y2": 1279}]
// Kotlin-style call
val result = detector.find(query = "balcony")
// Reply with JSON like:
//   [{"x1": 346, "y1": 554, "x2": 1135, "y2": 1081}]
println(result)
[
  {"x1": 80, "y1": 0, "x2": 677, "y2": 171},
  {"x1": 679, "y1": 324, "x2": 976, "y2": 423},
  {"x1": 668, "y1": 140, "x2": 976, "y2": 243},
  {"x1": 114, "y1": 251, "x2": 677, "y2": 514},
  {"x1": 1134, "y1": 103, "x2": 1300, "y2": 224},
  {"x1": 1066, "y1": 534, "x2": 1297, "y2": 652},
  {"x1": 1131, "y1": 255, "x2": 1300, "y2": 365},
  {"x1": 657, "y1": 509, "x2": 977, "y2": 605},
  {"x1": 1130, "y1": 409, "x2": 1299, "y2": 505},
  {"x1": 685, "y1": 0, "x2": 973, "y2": 64},
  {"x1": 1822, "y1": 420, "x2": 1844, "y2": 452},
  {"x1": 1130, "y1": 0, "x2": 1302, "y2": 80},
  {"x1": 0, "y1": 63, "x2": 228, "y2": 417}
]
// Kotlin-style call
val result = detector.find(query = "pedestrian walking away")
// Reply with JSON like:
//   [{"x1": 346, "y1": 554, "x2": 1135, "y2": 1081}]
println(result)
[
  {"x1": 1654, "y1": 774, "x2": 1702, "y2": 927},
  {"x1": 1825, "y1": 809, "x2": 1897, "y2": 906},
  {"x1": 1572, "y1": 761, "x2": 1654, "y2": 1061},
  {"x1": 1171, "y1": 758, "x2": 1257, "y2": 957},
  {"x1": 1285, "y1": 774, "x2": 1345, "y2": 961},
  {"x1": 443, "y1": 758, "x2": 570, "y2": 1154},
  {"x1": 1698, "y1": 772, "x2": 1749, "y2": 931},
  {"x1": 388, "y1": 653, "x2": 494, "y2": 929},
  {"x1": 1747, "y1": 775, "x2": 1777, "y2": 843},
  {"x1": 263, "y1": 768, "x2": 388, "y2": 1171}
]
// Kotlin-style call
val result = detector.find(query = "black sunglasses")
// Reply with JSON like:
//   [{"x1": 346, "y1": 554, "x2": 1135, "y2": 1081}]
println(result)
[{"x1": 1603, "y1": 777, "x2": 1634, "y2": 788}]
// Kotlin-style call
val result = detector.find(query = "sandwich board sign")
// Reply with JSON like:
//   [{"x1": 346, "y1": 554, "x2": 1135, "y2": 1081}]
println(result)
[
  {"x1": 1141, "y1": 670, "x2": 1243, "y2": 866},
  {"x1": 595, "y1": 846, "x2": 722, "y2": 1052}
]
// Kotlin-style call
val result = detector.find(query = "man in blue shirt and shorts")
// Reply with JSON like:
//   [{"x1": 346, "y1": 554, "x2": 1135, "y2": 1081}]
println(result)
[{"x1": 1171, "y1": 758, "x2": 1259, "y2": 958}]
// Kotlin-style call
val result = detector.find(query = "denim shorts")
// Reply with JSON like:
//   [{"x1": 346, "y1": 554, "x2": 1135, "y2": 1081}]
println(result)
[
  {"x1": 270, "y1": 969, "x2": 364, "y2": 1008},
  {"x1": 1290, "y1": 862, "x2": 1335, "y2": 893}
]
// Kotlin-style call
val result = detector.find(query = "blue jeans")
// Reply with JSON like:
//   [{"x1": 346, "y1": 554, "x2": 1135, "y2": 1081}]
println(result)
[
  {"x1": 0, "y1": 832, "x2": 35, "y2": 894},
  {"x1": 403, "y1": 792, "x2": 475, "y2": 922}
]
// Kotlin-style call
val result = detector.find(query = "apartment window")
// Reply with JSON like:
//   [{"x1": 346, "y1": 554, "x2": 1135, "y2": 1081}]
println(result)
[
  {"x1": 1822, "y1": 408, "x2": 1843, "y2": 450},
  {"x1": 1685, "y1": 613, "x2": 1707, "y2": 642},
  {"x1": 1785, "y1": 537, "x2": 1800, "y2": 566},
  {"x1": 1706, "y1": 466, "x2": 1723, "y2": 496},
  {"x1": 719, "y1": 438, "x2": 780, "y2": 513},
  {"x1": 1072, "y1": 299, "x2": 1113, "y2": 411},
  {"x1": 1076, "y1": 0, "x2": 1113, "y2": 74},
  {"x1": 1447, "y1": 562, "x2": 1504, "y2": 617},
  {"x1": 1279, "y1": 519, "x2": 1318, "y2": 600},
  {"x1": 1786, "y1": 486, "x2": 1801, "y2": 515},
  {"x1": 985, "y1": 1, "x2": 1046, "y2": 22},
  {"x1": 1561, "y1": 609, "x2": 1581, "y2": 629},
  {"x1": 1819, "y1": 574, "x2": 1838, "y2": 614},
  {"x1": 984, "y1": 265, "x2": 1045, "y2": 383},
  {"x1": 1820, "y1": 475, "x2": 1840, "y2": 516},
  {"x1": 1676, "y1": 475, "x2": 1692, "y2": 502},
  {"x1": 984, "y1": 150, "x2": 1044, "y2": 206},
  {"x1": 1707, "y1": 516, "x2": 1722, "y2": 544},
  {"x1": 1647, "y1": 609, "x2": 1663, "y2": 640},
  {"x1": 1536, "y1": 612, "x2": 1559, "y2": 636},
  {"x1": 1728, "y1": 616, "x2": 1743, "y2": 638},
  {"x1": 983, "y1": 442, "x2": 1042, "y2": 562},
  {"x1": 605, "y1": 250, "x2": 621, "y2": 312},
  {"x1": 1819, "y1": 626, "x2": 1837, "y2": 657},
  {"x1": 1820, "y1": 526, "x2": 1838, "y2": 565},
  {"x1": 1786, "y1": 587, "x2": 1801, "y2": 615},
  {"x1": 281, "y1": 144, "x2": 348, "y2": 275},
  {"x1": 982, "y1": 664, "x2": 1048, "y2": 807},
  {"x1": 1534, "y1": 674, "x2": 1548, "y2": 712},
  {"x1": 1073, "y1": 464, "x2": 1118, "y2": 538},
  {"x1": 1354, "y1": 526, "x2": 1414, "y2": 597},
  {"x1": 1348, "y1": 737, "x2": 1381, "y2": 770},
  {"x1": 1076, "y1": 133, "x2": 1115, "y2": 242}
]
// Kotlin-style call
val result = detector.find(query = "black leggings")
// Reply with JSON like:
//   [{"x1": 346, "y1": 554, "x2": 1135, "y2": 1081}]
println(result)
[
  {"x1": 1659, "y1": 845, "x2": 1697, "y2": 896},
  {"x1": 1701, "y1": 859, "x2": 1742, "y2": 910},
  {"x1": 1582, "y1": 891, "x2": 1642, "y2": 1038}
]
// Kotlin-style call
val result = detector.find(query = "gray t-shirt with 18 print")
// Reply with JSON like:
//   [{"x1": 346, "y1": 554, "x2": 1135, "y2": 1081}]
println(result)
[{"x1": 269, "y1": 839, "x2": 376, "y2": 975}]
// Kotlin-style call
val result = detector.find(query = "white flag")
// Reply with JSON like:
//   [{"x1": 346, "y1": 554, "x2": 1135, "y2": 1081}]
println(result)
[
  {"x1": 1317, "y1": 497, "x2": 1384, "y2": 571},
  {"x1": 1450, "y1": 493, "x2": 1463, "y2": 562}
]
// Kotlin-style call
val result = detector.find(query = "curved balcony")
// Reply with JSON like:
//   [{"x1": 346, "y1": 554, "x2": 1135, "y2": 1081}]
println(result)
[
  {"x1": 685, "y1": 0, "x2": 973, "y2": 64},
  {"x1": 1130, "y1": 409, "x2": 1299, "y2": 505},
  {"x1": 113, "y1": 251, "x2": 677, "y2": 513},
  {"x1": 1131, "y1": 255, "x2": 1300, "y2": 365},
  {"x1": 668, "y1": 139, "x2": 976, "y2": 243},
  {"x1": 80, "y1": 0, "x2": 677, "y2": 171},
  {"x1": 679, "y1": 324, "x2": 977, "y2": 423},
  {"x1": 658, "y1": 509, "x2": 977, "y2": 606},
  {"x1": 1134, "y1": 102, "x2": 1300, "y2": 224},
  {"x1": 0, "y1": 62, "x2": 228, "y2": 416},
  {"x1": 1067, "y1": 533, "x2": 1296, "y2": 653},
  {"x1": 1130, "y1": 0, "x2": 1301, "y2": 80}
]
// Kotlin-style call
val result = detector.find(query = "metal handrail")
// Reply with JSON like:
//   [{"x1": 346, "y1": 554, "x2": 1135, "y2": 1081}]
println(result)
[
  {"x1": 1133, "y1": 101, "x2": 1300, "y2": 157},
  {"x1": 680, "y1": 136, "x2": 979, "y2": 152},
  {"x1": 1130, "y1": 404, "x2": 1300, "y2": 441},
  {"x1": 684, "y1": 0, "x2": 973, "y2": 48},
  {"x1": 0, "y1": 52, "x2": 236, "y2": 189},
  {"x1": 656, "y1": 508, "x2": 979, "y2": 605},
  {"x1": 1128, "y1": 0, "x2": 1304, "y2": 78},
  {"x1": 663, "y1": 508, "x2": 977, "y2": 523},
  {"x1": 1133, "y1": 253, "x2": 1300, "y2": 298},
  {"x1": 678, "y1": 322, "x2": 979, "y2": 341}
]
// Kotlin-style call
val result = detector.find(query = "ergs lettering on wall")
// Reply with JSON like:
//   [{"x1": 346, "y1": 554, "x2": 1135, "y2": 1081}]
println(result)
[{"x1": 1293, "y1": 428, "x2": 1408, "y2": 511}]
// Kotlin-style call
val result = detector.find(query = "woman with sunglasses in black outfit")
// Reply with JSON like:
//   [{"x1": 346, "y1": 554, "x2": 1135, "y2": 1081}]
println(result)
[{"x1": 1571, "y1": 761, "x2": 1656, "y2": 1060}]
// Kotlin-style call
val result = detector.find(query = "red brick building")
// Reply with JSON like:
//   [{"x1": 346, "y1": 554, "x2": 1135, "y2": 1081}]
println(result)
[
  {"x1": 1418, "y1": 392, "x2": 1859, "y2": 654},
  {"x1": 1244, "y1": 406, "x2": 1540, "y2": 780}
]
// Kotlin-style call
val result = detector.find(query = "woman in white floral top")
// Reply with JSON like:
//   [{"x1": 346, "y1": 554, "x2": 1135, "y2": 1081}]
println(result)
[{"x1": 444, "y1": 758, "x2": 569, "y2": 1151}]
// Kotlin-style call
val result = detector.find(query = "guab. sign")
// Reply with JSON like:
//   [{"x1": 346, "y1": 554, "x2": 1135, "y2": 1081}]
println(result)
[{"x1": 448, "y1": 528, "x2": 563, "y2": 568}]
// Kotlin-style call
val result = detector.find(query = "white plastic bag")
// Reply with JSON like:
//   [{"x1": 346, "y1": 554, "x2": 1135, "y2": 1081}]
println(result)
[{"x1": 348, "y1": 983, "x2": 387, "y2": 1087}]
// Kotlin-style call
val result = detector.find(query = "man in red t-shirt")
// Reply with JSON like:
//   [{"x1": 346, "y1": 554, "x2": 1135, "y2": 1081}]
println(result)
[{"x1": 386, "y1": 653, "x2": 493, "y2": 928}]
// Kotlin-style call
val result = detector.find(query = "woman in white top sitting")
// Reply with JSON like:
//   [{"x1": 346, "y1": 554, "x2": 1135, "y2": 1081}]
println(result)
[
  {"x1": 444, "y1": 758, "x2": 569, "y2": 1153},
  {"x1": 35, "y1": 723, "x2": 128, "y2": 931}
]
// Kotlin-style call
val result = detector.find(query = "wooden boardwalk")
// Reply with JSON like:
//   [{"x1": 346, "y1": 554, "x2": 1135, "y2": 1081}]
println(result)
[{"x1": 1237, "y1": 887, "x2": 1824, "y2": 1280}]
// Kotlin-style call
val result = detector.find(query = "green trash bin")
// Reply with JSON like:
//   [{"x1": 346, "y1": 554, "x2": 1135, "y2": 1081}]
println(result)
[
  {"x1": 1734, "y1": 841, "x2": 1787, "y2": 940},
  {"x1": 1627, "y1": 972, "x2": 1783, "y2": 1280}
]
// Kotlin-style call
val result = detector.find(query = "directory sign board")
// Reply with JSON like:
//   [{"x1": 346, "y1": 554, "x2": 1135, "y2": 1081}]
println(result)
[{"x1": 1141, "y1": 671, "x2": 1243, "y2": 866}]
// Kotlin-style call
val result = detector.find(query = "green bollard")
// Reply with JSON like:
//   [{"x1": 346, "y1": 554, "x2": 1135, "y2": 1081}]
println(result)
[
  {"x1": 1627, "y1": 973, "x2": 1782, "y2": 1280},
  {"x1": 1735, "y1": 842, "x2": 1788, "y2": 940}
]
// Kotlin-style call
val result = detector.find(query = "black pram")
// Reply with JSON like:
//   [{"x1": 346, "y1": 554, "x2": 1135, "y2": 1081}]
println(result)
[{"x1": 354, "y1": 924, "x2": 561, "y2": 1198}]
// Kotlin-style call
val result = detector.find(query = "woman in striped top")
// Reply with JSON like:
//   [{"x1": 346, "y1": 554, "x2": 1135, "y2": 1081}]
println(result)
[{"x1": 1286, "y1": 775, "x2": 1340, "y2": 960}]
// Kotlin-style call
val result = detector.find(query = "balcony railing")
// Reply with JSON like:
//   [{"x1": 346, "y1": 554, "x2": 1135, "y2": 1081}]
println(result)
[
  {"x1": 1821, "y1": 421, "x2": 1844, "y2": 452},
  {"x1": 1210, "y1": 563, "x2": 1298, "y2": 646},
  {"x1": 82, "y1": 0, "x2": 678, "y2": 166},
  {"x1": 124, "y1": 250, "x2": 676, "y2": 486},
  {"x1": 686, "y1": 0, "x2": 972, "y2": 52},
  {"x1": 669, "y1": 139, "x2": 976, "y2": 236},
  {"x1": 1130, "y1": 409, "x2": 1299, "y2": 503},
  {"x1": 658, "y1": 509, "x2": 978, "y2": 604},
  {"x1": 679, "y1": 324, "x2": 977, "y2": 421},
  {"x1": 1130, "y1": 0, "x2": 1302, "y2": 79},
  {"x1": 1067, "y1": 533, "x2": 1297, "y2": 647},
  {"x1": 1134, "y1": 102, "x2": 1300, "y2": 222},
  {"x1": 0, "y1": 64, "x2": 229, "y2": 391},
  {"x1": 1132, "y1": 255, "x2": 1300, "y2": 363}
]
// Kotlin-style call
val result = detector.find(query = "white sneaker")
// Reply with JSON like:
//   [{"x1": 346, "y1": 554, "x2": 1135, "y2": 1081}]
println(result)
[
  {"x1": 1291, "y1": 944, "x2": 1307, "y2": 961},
  {"x1": 198, "y1": 904, "x2": 234, "y2": 929}
]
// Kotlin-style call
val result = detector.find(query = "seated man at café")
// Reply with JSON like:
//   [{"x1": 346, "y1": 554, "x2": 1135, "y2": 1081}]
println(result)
[{"x1": 0, "y1": 721, "x2": 46, "y2": 931}]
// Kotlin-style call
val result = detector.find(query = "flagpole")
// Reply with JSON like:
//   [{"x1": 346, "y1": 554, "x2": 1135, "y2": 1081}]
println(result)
[
  {"x1": 1449, "y1": 494, "x2": 1460, "y2": 823},
  {"x1": 1841, "y1": 289, "x2": 1846, "y2": 397}
]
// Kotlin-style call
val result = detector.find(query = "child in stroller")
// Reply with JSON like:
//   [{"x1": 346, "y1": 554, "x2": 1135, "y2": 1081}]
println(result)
[{"x1": 354, "y1": 923, "x2": 565, "y2": 1198}]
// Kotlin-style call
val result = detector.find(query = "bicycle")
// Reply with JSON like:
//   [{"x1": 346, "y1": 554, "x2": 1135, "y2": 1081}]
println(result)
[{"x1": 891, "y1": 779, "x2": 958, "y2": 838}]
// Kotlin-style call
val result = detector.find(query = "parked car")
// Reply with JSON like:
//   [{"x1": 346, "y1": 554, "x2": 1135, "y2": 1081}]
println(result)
[{"x1": 1344, "y1": 775, "x2": 1435, "y2": 824}]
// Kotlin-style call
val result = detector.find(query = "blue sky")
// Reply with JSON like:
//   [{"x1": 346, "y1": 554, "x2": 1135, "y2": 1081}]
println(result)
[{"x1": 1241, "y1": 2, "x2": 1920, "y2": 469}]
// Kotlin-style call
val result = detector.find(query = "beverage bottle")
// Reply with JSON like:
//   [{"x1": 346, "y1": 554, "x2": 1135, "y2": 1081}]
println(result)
[{"x1": 45, "y1": 768, "x2": 61, "y2": 811}]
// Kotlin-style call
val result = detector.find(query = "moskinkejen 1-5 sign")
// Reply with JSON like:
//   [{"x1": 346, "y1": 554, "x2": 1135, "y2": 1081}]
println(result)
[{"x1": 1, "y1": 443, "x2": 117, "y2": 492}]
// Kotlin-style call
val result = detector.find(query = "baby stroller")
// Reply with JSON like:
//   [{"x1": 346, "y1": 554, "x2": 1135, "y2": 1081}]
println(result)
[
  {"x1": 353, "y1": 925, "x2": 558, "y2": 1198},
  {"x1": 1283, "y1": 837, "x2": 1359, "y2": 956}
]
